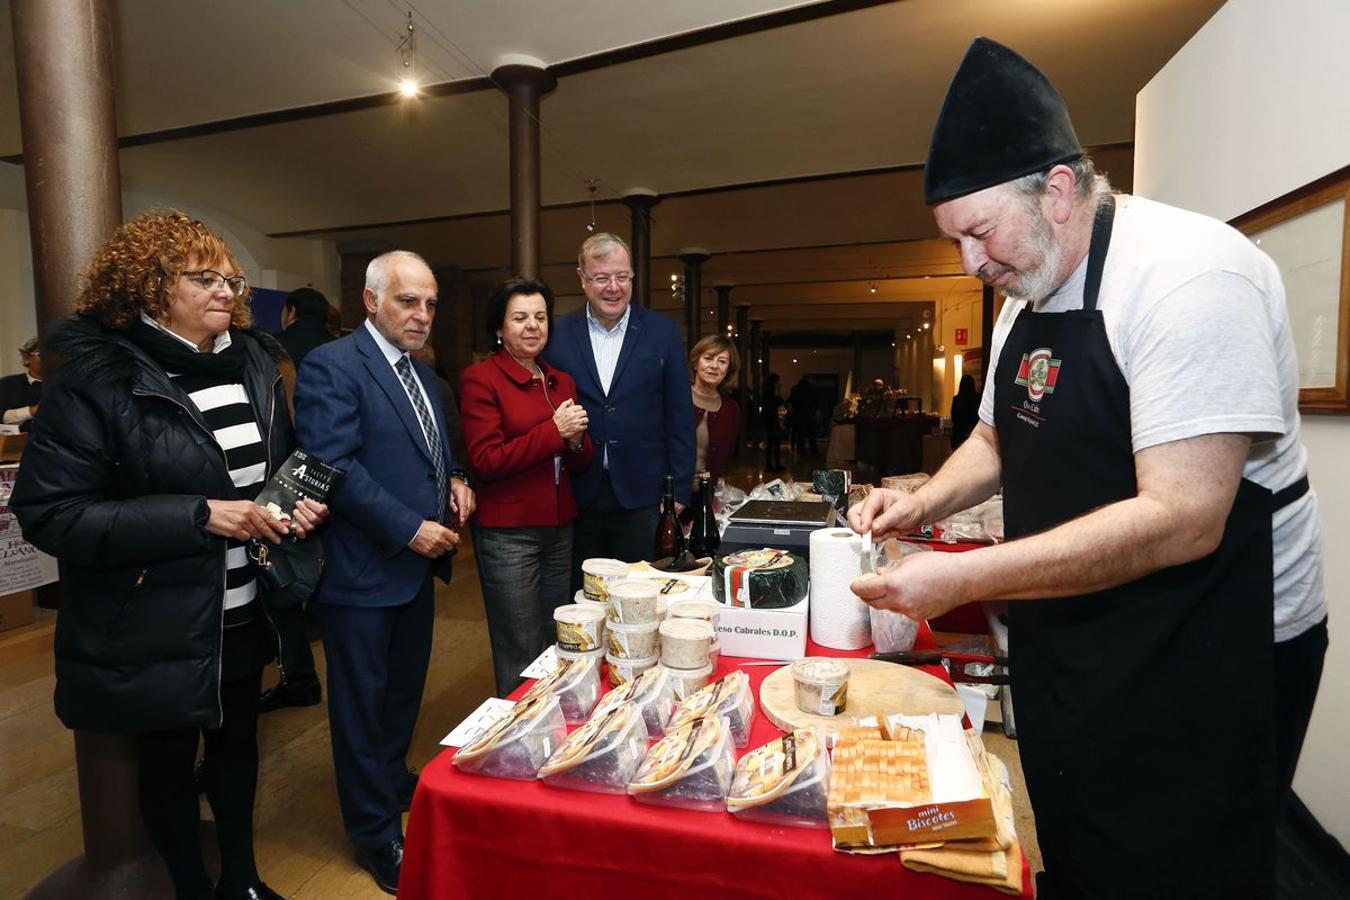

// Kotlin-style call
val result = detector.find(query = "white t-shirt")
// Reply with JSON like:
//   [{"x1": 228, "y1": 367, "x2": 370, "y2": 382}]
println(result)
[{"x1": 980, "y1": 195, "x2": 1325, "y2": 642}]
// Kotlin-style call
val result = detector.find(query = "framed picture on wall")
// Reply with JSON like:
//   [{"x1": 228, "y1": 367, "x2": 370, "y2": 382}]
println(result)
[{"x1": 1234, "y1": 166, "x2": 1350, "y2": 414}]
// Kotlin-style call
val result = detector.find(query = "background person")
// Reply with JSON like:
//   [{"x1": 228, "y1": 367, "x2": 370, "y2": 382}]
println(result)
[
  {"x1": 0, "y1": 336, "x2": 42, "y2": 431},
  {"x1": 849, "y1": 37, "x2": 1325, "y2": 898},
  {"x1": 949, "y1": 373, "x2": 979, "y2": 449},
  {"x1": 688, "y1": 334, "x2": 741, "y2": 491},
  {"x1": 460, "y1": 277, "x2": 592, "y2": 696},
  {"x1": 294, "y1": 250, "x2": 474, "y2": 895},
  {"x1": 544, "y1": 233, "x2": 694, "y2": 578},
  {"x1": 278, "y1": 286, "x2": 334, "y2": 366},
  {"x1": 11, "y1": 209, "x2": 326, "y2": 900},
  {"x1": 759, "y1": 372, "x2": 783, "y2": 472}
]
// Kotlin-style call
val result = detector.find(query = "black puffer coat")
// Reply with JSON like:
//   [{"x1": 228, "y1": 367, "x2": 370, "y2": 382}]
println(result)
[{"x1": 11, "y1": 316, "x2": 291, "y2": 732}]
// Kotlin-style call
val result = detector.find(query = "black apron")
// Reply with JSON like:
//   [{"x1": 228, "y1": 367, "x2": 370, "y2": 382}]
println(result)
[{"x1": 994, "y1": 197, "x2": 1280, "y2": 899}]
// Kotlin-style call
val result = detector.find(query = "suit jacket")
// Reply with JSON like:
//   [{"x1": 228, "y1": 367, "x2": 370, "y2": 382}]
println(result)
[
  {"x1": 0, "y1": 373, "x2": 41, "y2": 432},
  {"x1": 459, "y1": 350, "x2": 593, "y2": 528},
  {"x1": 294, "y1": 324, "x2": 459, "y2": 607},
  {"x1": 544, "y1": 303, "x2": 695, "y2": 508}
]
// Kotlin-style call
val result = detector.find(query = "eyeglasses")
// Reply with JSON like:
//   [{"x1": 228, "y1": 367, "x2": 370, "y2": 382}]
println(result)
[
  {"x1": 184, "y1": 269, "x2": 248, "y2": 296},
  {"x1": 582, "y1": 271, "x2": 633, "y2": 288}
]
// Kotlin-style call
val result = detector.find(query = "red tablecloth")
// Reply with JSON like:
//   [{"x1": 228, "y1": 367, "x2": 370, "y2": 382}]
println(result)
[{"x1": 401, "y1": 625, "x2": 1032, "y2": 899}]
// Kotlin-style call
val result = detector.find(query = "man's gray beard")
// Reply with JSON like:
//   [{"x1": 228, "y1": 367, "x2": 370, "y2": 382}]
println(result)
[{"x1": 1000, "y1": 209, "x2": 1064, "y2": 305}]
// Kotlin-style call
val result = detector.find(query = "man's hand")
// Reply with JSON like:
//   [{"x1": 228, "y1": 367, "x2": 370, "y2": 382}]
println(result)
[
  {"x1": 449, "y1": 477, "x2": 475, "y2": 526},
  {"x1": 410, "y1": 520, "x2": 460, "y2": 558},
  {"x1": 290, "y1": 498, "x2": 329, "y2": 538},
  {"x1": 846, "y1": 488, "x2": 926, "y2": 541},
  {"x1": 850, "y1": 550, "x2": 969, "y2": 621},
  {"x1": 206, "y1": 499, "x2": 288, "y2": 543},
  {"x1": 552, "y1": 398, "x2": 589, "y2": 441}
]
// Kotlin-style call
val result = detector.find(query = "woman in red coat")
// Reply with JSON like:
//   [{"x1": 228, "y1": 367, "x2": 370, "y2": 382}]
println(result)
[
  {"x1": 689, "y1": 334, "x2": 742, "y2": 492},
  {"x1": 460, "y1": 277, "x2": 593, "y2": 695}
]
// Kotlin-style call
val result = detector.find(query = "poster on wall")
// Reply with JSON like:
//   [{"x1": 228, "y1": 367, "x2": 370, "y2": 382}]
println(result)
[{"x1": 0, "y1": 465, "x2": 58, "y2": 593}]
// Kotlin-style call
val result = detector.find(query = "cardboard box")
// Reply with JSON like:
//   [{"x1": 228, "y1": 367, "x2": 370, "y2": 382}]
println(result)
[
  {"x1": 830, "y1": 713, "x2": 997, "y2": 849},
  {"x1": 0, "y1": 589, "x2": 35, "y2": 632},
  {"x1": 713, "y1": 595, "x2": 808, "y2": 660}
]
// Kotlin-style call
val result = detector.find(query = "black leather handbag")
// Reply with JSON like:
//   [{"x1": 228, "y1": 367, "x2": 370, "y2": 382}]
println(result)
[{"x1": 249, "y1": 534, "x2": 324, "y2": 610}]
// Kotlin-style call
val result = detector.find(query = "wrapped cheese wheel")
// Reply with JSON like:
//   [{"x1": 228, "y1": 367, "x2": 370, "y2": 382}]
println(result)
[
  {"x1": 519, "y1": 653, "x2": 601, "y2": 724},
  {"x1": 453, "y1": 694, "x2": 566, "y2": 781},
  {"x1": 667, "y1": 670, "x2": 756, "y2": 747},
  {"x1": 627, "y1": 714, "x2": 735, "y2": 811},
  {"x1": 538, "y1": 701, "x2": 648, "y2": 794},
  {"x1": 728, "y1": 729, "x2": 831, "y2": 829},
  {"x1": 710, "y1": 548, "x2": 809, "y2": 609},
  {"x1": 593, "y1": 663, "x2": 676, "y2": 737}
]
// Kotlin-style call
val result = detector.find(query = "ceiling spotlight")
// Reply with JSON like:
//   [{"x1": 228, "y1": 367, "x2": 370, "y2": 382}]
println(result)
[
  {"x1": 922, "y1": 323, "x2": 930, "y2": 330},
  {"x1": 906, "y1": 334, "x2": 912, "y2": 339},
  {"x1": 792, "y1": 358, "x2": 799, "y2": 364},
  {"x1": 399, "y1": 77, "x2": 420, "y2": 98},
  {"x1": 869, "y1": 283, "x2": 877, "y2": 294},
  {"x1": 891, "y1": 341, "x2": 896, "y2": 347},
  {"x1": 670, "y1": 274, "x2": 678, "y2": 281}
]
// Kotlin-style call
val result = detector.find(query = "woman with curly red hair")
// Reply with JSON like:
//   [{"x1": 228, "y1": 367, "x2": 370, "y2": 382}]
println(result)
[{"x1": 12, "y1": 209, "x2": 326, "y2": 900}]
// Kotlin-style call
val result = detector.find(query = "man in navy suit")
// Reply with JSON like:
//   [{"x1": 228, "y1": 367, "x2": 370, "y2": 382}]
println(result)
[
  {"x1": 545, "y1": 233, "x2": 695, "y2": 576},
  {"x1": 294, "y1": 250, "x2": 474, "y2": 895}
]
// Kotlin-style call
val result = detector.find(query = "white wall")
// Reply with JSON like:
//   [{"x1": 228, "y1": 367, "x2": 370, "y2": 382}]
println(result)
[
  {"x1": 1136, "y1": 0, "x2": 1350, "y2": 847},
  {"x1": 0, "y1": 165, "x2": 340, "y2": 359}
]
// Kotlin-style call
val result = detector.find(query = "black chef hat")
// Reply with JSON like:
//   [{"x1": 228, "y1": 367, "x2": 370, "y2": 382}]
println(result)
[{"x1": 924, "y1": 37, "x2": 1083, "y2": 205}]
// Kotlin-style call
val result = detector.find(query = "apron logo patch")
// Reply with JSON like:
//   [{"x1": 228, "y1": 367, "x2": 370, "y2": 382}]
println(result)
[{"x1": 1014, "y1": 347, "x2": 1061, "y2": 402}]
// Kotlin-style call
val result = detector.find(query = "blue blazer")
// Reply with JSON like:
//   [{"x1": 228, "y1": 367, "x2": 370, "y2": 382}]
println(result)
[
  {"x1": 545, "y1": 303, "x2": 695, "y2": 508},
  {"x1": 294, "y1": 324, "x2": 458, "y2": 607}
]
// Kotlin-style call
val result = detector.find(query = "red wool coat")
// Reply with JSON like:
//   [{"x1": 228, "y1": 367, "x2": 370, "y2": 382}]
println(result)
[{"x1": 459, "y1": 351, "x2": 593, "y2": 528}]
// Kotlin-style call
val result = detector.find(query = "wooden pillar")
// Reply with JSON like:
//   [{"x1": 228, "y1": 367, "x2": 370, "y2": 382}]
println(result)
[
  {"x1": 493, "y1": 57, "x2": 556, "y2": 278},
  {"x1": 679, "y1": 249, "x2": 709, "y2": 354},
  {"x1": 714, "y1": 285, "x2": 733, "y2": 335},
  {"x1": 735, "y1": 304, "x2": 750, "y2": 446},
  {"x1": 622, "y1": 190, "x2": 659, "y2": 308},
  {"x1": 12, "y1": 2, "x2": 175, "y2": 896}
]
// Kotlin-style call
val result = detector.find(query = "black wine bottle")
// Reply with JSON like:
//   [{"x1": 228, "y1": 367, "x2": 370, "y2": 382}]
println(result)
[
  {"x1": 688, "y1": 472, "x2": 719, "y2": 559},
  {"x1": 653, "y1": 473, "x2": 684, "y2": 562}
]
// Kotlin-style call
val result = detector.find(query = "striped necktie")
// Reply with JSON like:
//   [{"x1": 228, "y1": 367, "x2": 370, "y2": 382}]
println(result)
[{"x1": 395, "y1": 354, "x2": 447, "y2": 520}]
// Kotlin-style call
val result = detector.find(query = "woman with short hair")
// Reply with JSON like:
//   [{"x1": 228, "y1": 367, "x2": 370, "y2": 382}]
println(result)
[
  {"x1": 688, "y1": 334, "x2": 742, "y2": 490},
  {"x1": 460, "y1": 277, "x2": 593, "y2": 696}
]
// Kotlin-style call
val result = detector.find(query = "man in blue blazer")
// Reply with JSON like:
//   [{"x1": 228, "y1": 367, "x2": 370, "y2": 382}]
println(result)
[
  {"x1": 295, "y1": 250, "x2": 474, "y2": 895},
  {"x1": 545, "y1": 233, "x2": 695, "y2": 577}
]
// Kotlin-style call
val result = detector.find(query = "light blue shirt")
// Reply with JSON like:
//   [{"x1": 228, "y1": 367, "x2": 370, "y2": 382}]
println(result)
[
  {"x1": 585, "y1": 302, "x2": 630, "y2": 396},
  {"x1": 585, "y1": 302, "x2": 630, "y2": 468}
]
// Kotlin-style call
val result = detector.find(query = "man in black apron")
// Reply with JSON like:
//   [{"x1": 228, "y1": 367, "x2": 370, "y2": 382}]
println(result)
[{"x1": 849, "y1": 38, "x2": 1327, "y2": 899}]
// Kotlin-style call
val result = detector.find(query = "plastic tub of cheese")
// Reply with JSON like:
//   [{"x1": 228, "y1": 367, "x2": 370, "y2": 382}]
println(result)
[
  {"x1": 627, "y1": 714, "x2": 735, "y2": 812},
  {"x1": 607, "y1": 579, "x2": 661, "y2": 625},
  {"x1": 659, "y1": 618, "x2": 714, "y2": 669},
  {"x1": 452, "y1": 694, "x2": 566, "y2": 781},
  {"x1": 708, "y1": 639, "x2": 720, "y2": 669},
  {"x1": 520, "y1": 651, "x2": 601, "y2": 724},
  {"x1": 727, "y1": 729, "x2": 831, "y2": 829},
  {"x1": 606, "y1": 618, "x2": 659, "y2": 659},
  {"x1": 669, "y1": 598, "x2": 722, "y2": 630},
  {"x1": 538, "y1": 700, "x2": 649, "y2": 794},
  {"x1": 606, "y1": 652, "x2": 658, "y2": 688},
  {"x1": 555, "y1": 604, "x2": 606, "y2": 653},
  {"x1": 581, "y1": 558, "x2": 629, "y2": 603},
  {"x1": 661, "y1": 662, "x2": 714, "y2": 702},
  {"x1": 667, "y1": 670, "x2": 756, "y2": 747},
  {"x1": 595, "y1": 664, "x2": 676, "y2": 737},
  {"x1": 790, "y1": 657, "x2": 850, "y2": 717}
]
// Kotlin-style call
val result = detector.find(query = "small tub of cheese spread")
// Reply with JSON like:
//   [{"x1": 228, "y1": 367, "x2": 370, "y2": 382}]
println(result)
[
  {"x1": 554, "y1": 604, "x2": 606, "y2": 653},
  {"x1": 582, "y1": 558, "x2": 629, "y2": 603},
  {"x1": 607, "y1": 580, "x2": 661, "y2": 625},
  {"x1": 658, "y1": 618, "x2": 714, "y2": 669},
  {"x1": 790, "y1": 657, "x2": 850, "y2": 717}
]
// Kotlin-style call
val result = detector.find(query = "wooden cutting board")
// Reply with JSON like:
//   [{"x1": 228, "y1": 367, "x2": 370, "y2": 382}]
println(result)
[{"x1": 759, "y1": 658, "x2": 964, "y2": 736}]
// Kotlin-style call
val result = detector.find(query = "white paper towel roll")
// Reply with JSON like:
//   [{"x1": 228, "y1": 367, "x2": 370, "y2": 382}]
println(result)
[{"x1": 809, "y1": 528, "x2": 873, "y2": 650}]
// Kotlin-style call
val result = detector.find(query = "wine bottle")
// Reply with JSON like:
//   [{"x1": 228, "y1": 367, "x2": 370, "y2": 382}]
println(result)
[
  {"x1": 653, "y1": 473, "x2": 684, "y2": 562},
  {"x1": 688, "y1": 472, "x2": 719, "y2": 559}
]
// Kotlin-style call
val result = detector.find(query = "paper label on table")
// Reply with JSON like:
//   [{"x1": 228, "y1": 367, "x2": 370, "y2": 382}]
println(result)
[
  {"x1": 439, "y1": 697, "x2": 516, "y2": 748},
  {"x1": 519, "y1": 645, "x2": 559, "y2": 679}
]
